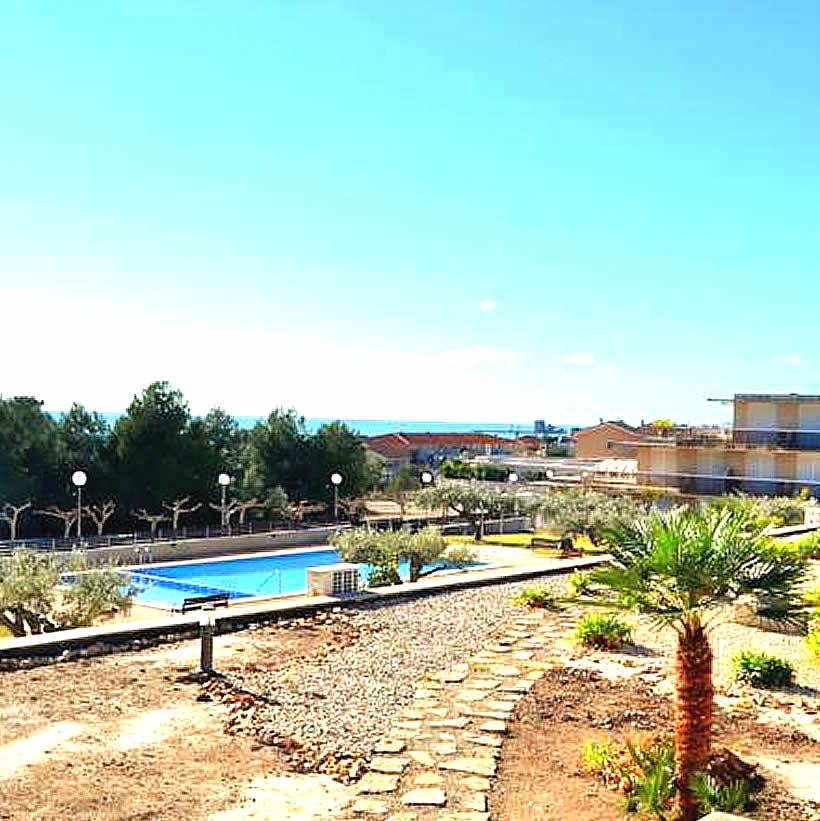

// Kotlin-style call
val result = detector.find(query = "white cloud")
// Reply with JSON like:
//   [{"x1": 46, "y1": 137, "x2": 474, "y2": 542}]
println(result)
[
  {"x1": 780, "y1": 354, "x2": 801, "y2": 366},
  {"x1": 479, "y1": 300, "x2": 496, "y2": 313},
  {"x1": 562, "y1": 352, "x2": 595, "y2": 366},
  {"x1": 598, "y1": 367, "x2": 617, "y2": 378}
]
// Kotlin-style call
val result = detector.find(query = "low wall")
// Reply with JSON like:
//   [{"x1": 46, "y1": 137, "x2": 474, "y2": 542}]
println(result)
[{"x1": 84, "y1": 525, "x2": 348, "y2": 566}]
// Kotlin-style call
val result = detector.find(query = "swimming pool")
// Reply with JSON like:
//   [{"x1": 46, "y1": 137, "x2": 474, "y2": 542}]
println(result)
[{"x1": 128, "y1": 548, "x2": 484, "y2": 609}]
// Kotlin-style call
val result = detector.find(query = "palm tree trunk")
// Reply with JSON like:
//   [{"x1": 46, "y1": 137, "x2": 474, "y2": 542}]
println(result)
[{"x1": 675, "y1": 622, "x2": 713, "y2": 821}]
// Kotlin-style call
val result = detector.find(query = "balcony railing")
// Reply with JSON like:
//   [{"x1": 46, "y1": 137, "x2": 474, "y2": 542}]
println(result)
[{"x1": 643, "y1": 427, "x2": 820, "y2": 451}]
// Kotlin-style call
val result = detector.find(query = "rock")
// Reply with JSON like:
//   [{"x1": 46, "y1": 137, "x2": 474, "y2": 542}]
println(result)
[
  {"x1": 351, "y1": 797, "x2": 389, "y2": 815},
  {"x1": 356, "y1": 773, "x2": 400, "y2": 794},
  {"x1": 440, "y1": 757, "x2": 497, "y2": 777},
  {"x1": 369, "y1": 757, "x2": 409, "y2": 774},
  {"x1": 374, "y1": 739, "x2": 406, "y2": 754},
  {"x1": 407, "y1": 750, "x2": 436, "y2": 767},
  {"x1": 401, "y1": 788, "x2": 447, "y2": 806}
]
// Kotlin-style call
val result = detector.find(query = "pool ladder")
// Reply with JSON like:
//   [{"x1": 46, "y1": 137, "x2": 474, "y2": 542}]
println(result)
[{"x1": 259, "y1": 568, "x2": 282, "y2": 595}]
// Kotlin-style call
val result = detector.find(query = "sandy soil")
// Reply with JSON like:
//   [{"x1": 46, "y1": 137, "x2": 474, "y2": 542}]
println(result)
[
  {"x1": 0, "y1": 624, "x2": 354, "y2": 821},
  {"x1": 493, "y1": 637, "x2": 820, "y2": 821}
]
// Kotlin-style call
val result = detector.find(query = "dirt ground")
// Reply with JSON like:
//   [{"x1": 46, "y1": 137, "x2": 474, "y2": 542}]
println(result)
[
  {"x1": 0, "y1": 624, "x2": 354, "y2": 821},
  {"x1": 493, "y1": 662, "x2": 820, "y2": 821}
]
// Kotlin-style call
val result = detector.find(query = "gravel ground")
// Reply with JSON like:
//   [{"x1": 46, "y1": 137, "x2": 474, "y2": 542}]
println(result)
[{"x1": 223, "y1": 578, "x2": 562, "y2": 758}]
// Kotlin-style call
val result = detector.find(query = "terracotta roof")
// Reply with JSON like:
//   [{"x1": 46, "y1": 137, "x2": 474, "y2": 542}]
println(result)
[
  {"x1": 365, "y1": 432, "x2": 511, "y2": 458},
  {"x1": 574, "y1": 421, "x2": 639, "y2": 439}
]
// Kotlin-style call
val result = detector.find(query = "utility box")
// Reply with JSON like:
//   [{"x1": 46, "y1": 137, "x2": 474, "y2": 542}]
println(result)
[
  {"x1": 805, "y1": 505, "x2": 820, "y2": 526},
  {"x1": 307, "y1": 563, "x2": 362, "y2": 597}
]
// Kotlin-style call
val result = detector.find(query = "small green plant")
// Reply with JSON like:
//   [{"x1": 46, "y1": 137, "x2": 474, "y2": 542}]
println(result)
[
  {"x1": 568, "y1": 570, "x2": 592, "y2": 598},
  {"x1": 622, "y1": 739, "x2": 676, "y2": 819},
  {"x1": 581, "y1": 739, "x2": 614, "y2": 774},
  {"x1": 512, "y1": 585, "x2": 561, "y2": 610},
  {"x1": 732, "y1": 650, "x2": 794, "y2": 688},
  {"x1": 574, "y1": 612, "x2": 632, "y2": 649},
  {"x1": 806, "y1": 629, "x2": 820, "y2": 660},
  {"x1": 690, "y1": 773, "x2": 751, "y2": 815}
]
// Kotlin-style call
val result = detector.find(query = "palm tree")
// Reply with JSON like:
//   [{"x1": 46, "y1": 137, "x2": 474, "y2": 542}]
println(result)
[{"x1": 578, "y1": 507, "x2": 807, "y2": 821}]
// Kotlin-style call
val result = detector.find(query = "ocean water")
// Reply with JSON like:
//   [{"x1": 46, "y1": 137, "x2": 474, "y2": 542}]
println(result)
[{"x1": 56, "y1": 411, "x2": 550, "y2": 437}]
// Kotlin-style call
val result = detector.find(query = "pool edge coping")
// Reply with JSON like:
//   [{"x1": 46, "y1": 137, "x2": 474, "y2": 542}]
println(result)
[{"x1": 0, "y1": 555, "x2": 609, "y2": 660}]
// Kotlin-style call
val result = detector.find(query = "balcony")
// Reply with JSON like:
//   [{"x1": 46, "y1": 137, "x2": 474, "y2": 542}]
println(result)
[{"x1": 646, "y1": 428, "x2": 820, "y2": 451}]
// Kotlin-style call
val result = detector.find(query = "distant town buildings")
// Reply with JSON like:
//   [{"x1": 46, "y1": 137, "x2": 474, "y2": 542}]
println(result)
[
  {"x1": 364, "y1": 432, "x2": 513, "y2": 477},
  {"x1": 634, "y1": 394, "x2": 820, "y2": 495}
]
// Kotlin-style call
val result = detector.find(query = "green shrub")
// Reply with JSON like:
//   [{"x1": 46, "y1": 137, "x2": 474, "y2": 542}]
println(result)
[
  {"x1": 806, "y1": 629, "x2": 820, "y2": 659},
  {"x1": 622, "y1": 738, "x2": 676, "y2": 818},
  {"x1": 574, "y1": 612, "x2": 632, "y2": 649},
  {"x1": 691, "y1": 773, "x2": 751, "y2": 815},
  {"x1": 512, "y1": 585, "x2": 561, "y2": 610},
  {"x1": 568, "y1": 570, "x2": 592, "y2": 598},
  {"x1": 581, "y1": 740, "x2": 614, "y2": 774},
  {"x1": 732, "y1": 650, "x2": 794, "y2": 688},
  {"x1": 777, "y1": 533, "x2": 820, "y2": 561}
]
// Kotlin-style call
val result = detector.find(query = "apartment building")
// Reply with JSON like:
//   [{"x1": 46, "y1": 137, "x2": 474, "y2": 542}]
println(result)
[{"x1": 634, "y1": 394, "x2": 820, "y2": 496}]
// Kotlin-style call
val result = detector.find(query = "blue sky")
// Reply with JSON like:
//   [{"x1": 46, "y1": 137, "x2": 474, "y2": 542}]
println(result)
[{"x1": 2, "y1": 1, "x2": 818, "y2": 426}]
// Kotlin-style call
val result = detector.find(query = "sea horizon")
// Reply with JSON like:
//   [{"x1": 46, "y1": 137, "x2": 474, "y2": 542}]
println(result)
[{"x1": 48, "y1": 411, "x2": 567, "y2": 438}]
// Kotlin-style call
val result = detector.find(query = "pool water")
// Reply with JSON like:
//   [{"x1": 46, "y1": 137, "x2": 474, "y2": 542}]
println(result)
[{"x1": 128, "y1": 548, "x2": 482, "y2": 609}]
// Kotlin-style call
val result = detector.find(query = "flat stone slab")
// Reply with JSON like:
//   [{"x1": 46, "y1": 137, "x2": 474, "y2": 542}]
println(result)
[
  {"x1": 431, "y1": 742, "x2": 458, "y2": 755},
  {"x1": 438, "y1": 814, "x2": 489, "y2": 821},
  {"x1": 407, "y1": 750, "x2": 436, "y2": 767},
  {"x1": 413, "y1": 699, "x2": 440, "y2": 709},
  {"x1": 463, "y1": 793, "x2": 488, "y2": 812},
  {"x1": 401, "y1": 788, "x2": 447, "y2": 807},
  {"x1": 486, "y1": 644, "x2": 512, "y2": 653},
  {"x1": 460, "y1": 708, "x2": 510, "y2": 721},
  {"x1": 498, "y1": 679, "x2": 534, "y2": 693},
  {"x1": 427, "y1": 707, "x2": 448, "y2": 717},
  {"x1": 461, "y1": 776, "x2": 491, "y2": 791},
  {"x1": 463, "y1": 678, "x2": 501, "y2": 690},
  {"x1": 370, "y1": 757, "x2": 410, "y2": 774},
  {"x1": 402, "y1": 709, "x2": 425, "y2": 720},
  {"x1": 395, "y1": 721, "x2": 422, "y2": 731},
  {"x1": 375, "y1": 738, "x2": 407, "y2": 754},
  {"x1": 351, "y1": 797, "x2": 389, "y2": 814},
  {"x1": 414, "y1": 773, "x2": 444, "y2": 785},
  {"x1": 415, "y1": 689, "x2": 439, "y2": 699},
  {"x1": 484, "y1": 700, "x2": 515, "y2": 713},
  {"x1": 511, "y1": 650, "x2": 534, "y2": 660},
  {"x1": 357, "y1": 773, "x2": 400, "y2": 794},
  {"x1": 430, "y1": 717, "x2": 470, "y2": 728},
  {"x1": 433, "y1": 670, "x2": 467, "y2": 683},
  {"x1": 456, "y1": 689, "x2": 487, "y2": 702},
  {"x1": 440, "y1": 757, "x2": 498, "y2": 777},
  {"x1": 489, "y1": 664, "x2": 521, "y2": 677},
  {"x1": 465, "y1": 734, "x2": 503, "y2": 748},
  {"x1": 386, "y1": 815, "x2": 418, "y2": 821}
]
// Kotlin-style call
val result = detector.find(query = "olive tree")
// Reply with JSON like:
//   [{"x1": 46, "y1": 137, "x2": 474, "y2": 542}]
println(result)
[{"x1": 0, "y1": 549, "x2": 137, "y2": 637}]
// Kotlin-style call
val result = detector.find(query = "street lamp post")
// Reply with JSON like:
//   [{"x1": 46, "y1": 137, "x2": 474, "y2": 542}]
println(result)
[
  {"x1": 503, "y1": 471, "x2": 519, "y2": 534},
  {"x1": 420, "y1": 470, "x2": 433, "y2": 523},
  {"x1": 330, "y1": 472, "x2": 343, "y2": 520},
  {"x1": 72, "y1": 470, "x2": 87, "y2": 542},
  {"x1": 217, "y1": 473, "x2": 231, "y2": 531}
]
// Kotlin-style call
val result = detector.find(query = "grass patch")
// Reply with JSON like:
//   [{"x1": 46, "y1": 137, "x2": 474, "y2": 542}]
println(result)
[
  {"x1": 574, "y1": 613, "x2": 632, "y2": 650},
  {"x1": 512, "y1": 585, "x2": 561, "y2": 610},
  {"x1": 732, "y1": 651, "x2": 794, "y2": 688}
]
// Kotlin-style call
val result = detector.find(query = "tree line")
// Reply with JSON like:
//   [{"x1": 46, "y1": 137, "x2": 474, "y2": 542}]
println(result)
[{"x1": 0, "y1": 381, "x2": 381, "y2": 539}]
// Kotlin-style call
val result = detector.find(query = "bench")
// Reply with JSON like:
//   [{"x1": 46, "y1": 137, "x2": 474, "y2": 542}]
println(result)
[
  {"x1": 530, "y1": 536, "x2": 584, "y2": 558},
  {"x1": 530, "y1": 536, "x2": 560, "y2": 549},
  {"x1": 180, "y1": 593, "x2": 230, "y2": 613}
]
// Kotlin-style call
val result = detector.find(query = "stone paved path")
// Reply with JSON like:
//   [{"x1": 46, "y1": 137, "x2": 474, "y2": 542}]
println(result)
[{"x1": 340, "y1": 606, "x2": 579, "y2": 820}]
